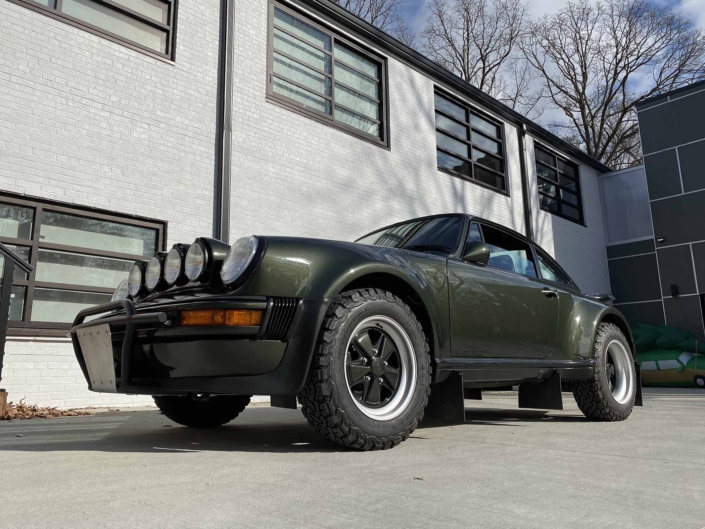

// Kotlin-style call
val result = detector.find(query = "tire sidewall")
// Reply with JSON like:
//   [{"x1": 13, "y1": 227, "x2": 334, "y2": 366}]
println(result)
[
  {"x1": 329, "y1": 297, "x2": 430, "y2": 437},
  {"x1": 595, "y1": 328, "x2": 636, "y2": 413}
]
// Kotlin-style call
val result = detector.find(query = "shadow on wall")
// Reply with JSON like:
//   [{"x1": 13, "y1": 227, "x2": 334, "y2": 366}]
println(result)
[
  {"x1": 633, "y1": 323, "x2": 705, "y2": 389},
  {"x1": 237, "y1": 63, "x2": 522, "y2": 242}
]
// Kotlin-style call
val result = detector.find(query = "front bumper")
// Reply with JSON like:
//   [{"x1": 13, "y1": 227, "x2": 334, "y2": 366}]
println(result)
[{"x1": 69, "y1": 296, "x2": 329, "y2": 396}]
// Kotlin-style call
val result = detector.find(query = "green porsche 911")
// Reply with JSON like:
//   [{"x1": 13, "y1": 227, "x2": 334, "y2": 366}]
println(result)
[{"x1": 70, "y1": 214, "x2": 640, "y2": 450}]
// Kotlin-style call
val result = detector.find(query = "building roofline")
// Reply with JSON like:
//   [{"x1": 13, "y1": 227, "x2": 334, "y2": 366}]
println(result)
[
  {"x1": 636, "y1": 79, "x2": 705, "y2": 109},
  {"x1": 295, "y1": 0, "x2": 611, "y2": 174}
]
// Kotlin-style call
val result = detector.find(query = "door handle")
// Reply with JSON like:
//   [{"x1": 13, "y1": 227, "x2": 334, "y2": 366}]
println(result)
[{"x1": 542, "y1": 288, "x2": 558, "y2": 298}]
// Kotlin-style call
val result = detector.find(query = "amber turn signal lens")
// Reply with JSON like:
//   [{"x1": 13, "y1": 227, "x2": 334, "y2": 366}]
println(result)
[{"x1": 180, "y1": 309, "x2": 263, "y2": 326}]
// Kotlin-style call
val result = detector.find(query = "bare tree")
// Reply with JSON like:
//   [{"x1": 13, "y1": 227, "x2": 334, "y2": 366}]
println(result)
[
  {"x1": 420, "y1": 0, "x2": 543, "y2": 117},
  {"x1": 334, "y1": 0, "x2": 414, "y2": 44},
  {"x1": 523, "y1": 0, "x2": 705, "y2": 169}
]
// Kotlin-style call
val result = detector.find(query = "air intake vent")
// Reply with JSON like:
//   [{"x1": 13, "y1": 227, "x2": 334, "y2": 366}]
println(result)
[{"x1": 262, "y1": 298, "x2": 298, "y2": 340}]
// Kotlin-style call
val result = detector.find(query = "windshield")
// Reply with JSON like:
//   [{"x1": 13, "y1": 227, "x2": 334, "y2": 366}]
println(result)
[{"x1": 356, "y1": 216, "x2": 464, "y2": 255}]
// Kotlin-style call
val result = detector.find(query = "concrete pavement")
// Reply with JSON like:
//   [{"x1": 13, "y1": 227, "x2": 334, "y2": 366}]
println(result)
[{"x1": 1, "y1": 388, "x2": 704, "y2": 528}]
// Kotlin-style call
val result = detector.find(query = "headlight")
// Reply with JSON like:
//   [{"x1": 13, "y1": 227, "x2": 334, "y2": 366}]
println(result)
[
  {"x1": 128, "y1": 263, "x2": 143, "y2": 297},
  {"x1": 164, "y1": 247, "x2": 184, "y2": 285},
  {"x1": 185, "y1": 242, "x2": 207, "y2": 281},
  {"x1": 145, "y1": 255, "x2": 162, "y2": 291},
  {"x1": 221, "y1": 236, "x2": 258, "y2": 285},
  {"x1": 111, "y1": 278, "x2": 129, "y2": 301}
]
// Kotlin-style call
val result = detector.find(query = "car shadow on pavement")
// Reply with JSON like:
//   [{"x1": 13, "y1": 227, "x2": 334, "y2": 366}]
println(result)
[
  {"x1": 417, "y1": 406, "x2": 587, "y2": 430},
  {"x1": 0, "y1": 408, "x2": 347, "y2": 454}
]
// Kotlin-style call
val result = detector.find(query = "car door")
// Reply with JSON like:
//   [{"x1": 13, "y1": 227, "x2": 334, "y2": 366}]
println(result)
[{"x1": 447, "y1": 222, "x2": 560, "y2": 359}]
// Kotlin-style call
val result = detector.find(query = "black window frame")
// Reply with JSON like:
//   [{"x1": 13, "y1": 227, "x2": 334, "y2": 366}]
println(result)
[
  {"x1": 434, "y1": 90, "x2": 508, "y2": 195},
  {"x1": 266, "y1": 1, "x2": 390, "y2": 147},
  {"x1": 7, "y1": 0, "x2": 178, "y2": 62},
  {"x1": 534, "y1": 144, "x2": 585, "y2": 226},
  {"x1": 0, "y1": 193, "x2": 166, "y2": 337}
]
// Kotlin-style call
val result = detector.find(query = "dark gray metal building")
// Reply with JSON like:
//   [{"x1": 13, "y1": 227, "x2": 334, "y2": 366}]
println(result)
[{"x1": 603, "y1": 80, "x2": 705, "y2": 340}]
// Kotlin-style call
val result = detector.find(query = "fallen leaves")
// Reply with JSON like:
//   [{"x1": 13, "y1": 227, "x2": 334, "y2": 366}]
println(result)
[{"x1": 2, "y1": 399, "x2": 91, "y2": 421}]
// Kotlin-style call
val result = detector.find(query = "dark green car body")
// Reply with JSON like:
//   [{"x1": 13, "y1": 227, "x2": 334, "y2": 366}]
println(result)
[{"x1": 70, "y1": 213, "x2": 632, "y2": 398}]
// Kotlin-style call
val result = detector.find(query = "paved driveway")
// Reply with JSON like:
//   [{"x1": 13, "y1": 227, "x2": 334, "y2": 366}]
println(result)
[{"x1": 1, "y1": 389, "x2": 704, "y2": 529}]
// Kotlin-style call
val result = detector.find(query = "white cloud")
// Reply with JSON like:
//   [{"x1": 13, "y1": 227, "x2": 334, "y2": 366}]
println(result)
[{"x1": 676, "y1": 0, "x2": 705, "y2": 31}]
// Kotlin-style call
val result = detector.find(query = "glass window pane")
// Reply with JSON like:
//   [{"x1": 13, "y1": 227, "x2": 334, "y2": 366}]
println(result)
[
  {"x1": 601, "y1": 167, "x2": 653, "y2": 243},
  {"x1": 274, "y1": 7, "x2": 331, "y2": 51},
  {"x1": 471, "y1": 130, "x2": 500, "y2": 154},
  {"x1": 437, "y1": 151, "x2": 470, "y2": 176},
  {"x1": 466, "y1": 223, "x2": 482, "y2": 244},
  {"x1": 334, "y1": 84, "x2": 378, "y2": 120},
  {"x1": 334, "y1": 106, "x2": 379, "y2": 137},
  {"x1": 559, "y1": 174, "x2": 578, "y2": 192},
  {"x1": 0, "y1": 245, "x2": 31, "y2": 281},
  {"x1": 561, "y1": 189, "x2": 579, "y2": 206},
  {"x1": 357, "y1": 221, "x2": 423, "y2": 247},
  {"x1": 558, "y1": 159, "x2": 578, "y2": 178},
  {"x1": 9, "y1": 286, "x2": 25, "y2": 321},
  {"x1": 472, "y1": 149, "x2": 503, "y2": 173},
  {"x1": 36, "y1": 249, "x2": 134, "y2": 289},
  {"x1": 537, "y1": 162, "x2": 557, "y2": 182},
  {"x1": 535, "y1": 147, "x2": 556, "y2": 167},
  {"x1": 31, "y1": 288, "x2": 112, "y2": 323},
  {"x1": 435, "y1": 94, "x2": 465, "y2": 122},
  {"x1": 538, "y1": 180, "x2": 557, "y2": 197},
  {"x1": 562, "y1": 204, "x2": 581, "y2": 221},
  {"x1": 40, "y1": 211, "x2": 158, "y2": 256},
  {"x1": 32, "y1": 0, "x2": 55, "y2": 6},
  {"x1": 273, "y1": 28, "x2": 331, "y2": 73},
  {"x1": 273, "y1": 77, "x2": 331, "y2": 114},
  {"x1": 402, "y1": 216, "x2": 464, "y2": 255},
  {"x1": 474, "y1": 165, "x2": 502, "y2": 189},
  {"x1": 62, "y1": 0, "x2": 167, "y2": 53},
  {"x1": 334, "y1": 62, "x2": 377, "y2": 98},
  {"x1": 481, "y1": 224, "x2": 537, "y2": 277},
  {"x1": 541, "y1": 195, "x2": 559, "y2": 213},
  {"x1": 471, "y1": 113, "x2": 499, "y2": 138},
  {"x1": 435, "y1": 113, "x2": 467, "y2": 139},
  {"x1": 110, "y1": 0, "x2": 168, "y2": 23},
  {"x1": 437, "y1": 132, "x2": 468, "y2": 158},
  {"x1": 0, "y1": 202, "x2": 34, "y2": 240},
  {"x1": 273, "y1": 53, "x2": 331, "y2": 95},
  {"x1": 334, "y1": 43, "x2": 377, "y2": 78},
  {"x1": 536, "y1": 248, "x2": 572, "y2": 285}
]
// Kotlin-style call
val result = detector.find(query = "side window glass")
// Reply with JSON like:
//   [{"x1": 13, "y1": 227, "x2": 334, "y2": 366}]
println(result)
[
  {"x1": 481, "y1": 224, "x2": 537, "y2": 278},
  {"x1": 402, "y1": 216, "x2": 463, "y2": 254},
  {"x1": 536, "y1": 248, "x2": 572, "y2": 285}
]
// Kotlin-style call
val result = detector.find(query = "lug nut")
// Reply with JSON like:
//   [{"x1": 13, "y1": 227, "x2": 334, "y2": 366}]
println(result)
[{"x1": 379, "y1": 377, "x2": 384, "y2": 384}]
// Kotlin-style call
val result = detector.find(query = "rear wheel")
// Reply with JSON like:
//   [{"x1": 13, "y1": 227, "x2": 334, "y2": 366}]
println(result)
[
  {"x1": 695, "y1": 375, "x2": 705, "y2": 389},
  {"x1": 573, "y1": 323, "x2": 636, "y2": 421},
  {"x1": 299, "y1": 289, "x2": 431, "y2": 450},
  {"x1": 153, "y1": 394, "x2": 251, "y2": 428}
]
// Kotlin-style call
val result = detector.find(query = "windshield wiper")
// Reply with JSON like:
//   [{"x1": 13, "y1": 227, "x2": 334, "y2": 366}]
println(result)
[{"x1": 402, "y1": 244, "x2": 450, "y2": 253}]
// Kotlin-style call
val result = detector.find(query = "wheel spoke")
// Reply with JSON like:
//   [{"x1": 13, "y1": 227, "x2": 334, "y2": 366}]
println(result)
[
  {"x1": 378, "y1": 334, "x2": 397, "y2": 361},
  {"x1": 364, "y1": 377, "x2": 382, "y2": 405},
  {"x1": 353, "y1": 332, "x2": 375, "y2": 359},
  {"x1": 383, "y1": 366, "x2": 400, "y2": 389},
  {"x1": 347, "y1": 362, "x2": 371, "y2": 386}
]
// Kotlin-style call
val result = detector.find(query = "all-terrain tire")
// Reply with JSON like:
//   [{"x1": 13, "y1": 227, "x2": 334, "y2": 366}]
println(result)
[
  {"x1": 153, "y1": 394, "x2": 251, "y2": 428},
  {"x1": 299, "y1": 288, "x2": 432, "y2": 450},
  {"x1": 572, "y1": 323, "x2": 635, "y2": 421}
]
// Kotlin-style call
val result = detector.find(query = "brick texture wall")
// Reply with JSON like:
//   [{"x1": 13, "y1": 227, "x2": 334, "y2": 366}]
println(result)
[
  {"x1": 0, "y1": 0, "x2": 221, "y2": 407},
  {"x1": 0, "y1": 0, "x2": 611, "y2": 408}
]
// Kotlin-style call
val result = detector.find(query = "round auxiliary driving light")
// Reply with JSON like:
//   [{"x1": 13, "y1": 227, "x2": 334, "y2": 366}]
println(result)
[
  {"x1": 112, "y1": 278, "x2": 129, "y2": 302},
  {"x1": 145, "y1": 255, "x2": 162, "y2": 291},
  {"x1": 185, "y1": 242, "x2": 207, "y2": 281},
  {"x1": 164, "y1": 247, "x2": 183, "y2": 285},
  {"x1": 128, "y1": 263, "x2": 143, "y2": 297},
  {"x1": 221, "y1": 236, "x2": 258, "y2": 285}
]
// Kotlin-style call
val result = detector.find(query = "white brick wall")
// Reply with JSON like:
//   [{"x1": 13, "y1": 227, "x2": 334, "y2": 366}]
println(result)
[
  {"x1": 0, "y1": 0, "x2": 611, "y2": 408},
  {"x1": 0, "y1": 0, "x2": 221, "y2": 407}
]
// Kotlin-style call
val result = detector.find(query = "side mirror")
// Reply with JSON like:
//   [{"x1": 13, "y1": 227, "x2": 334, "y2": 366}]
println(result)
[{"x1": 462, "y1": 240, "x2": 490, "y2": 266}]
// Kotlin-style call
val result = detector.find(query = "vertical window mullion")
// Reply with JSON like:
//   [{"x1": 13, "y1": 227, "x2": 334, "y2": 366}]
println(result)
[{"x1": 21, "y1": 204, "x2": 43, "y2": 325}]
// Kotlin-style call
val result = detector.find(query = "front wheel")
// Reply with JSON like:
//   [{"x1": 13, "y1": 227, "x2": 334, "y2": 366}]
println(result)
[
  {"x1": 573, "y1": 323, "x2": 636, "y2": 421},
  {"x1": 153, "y1": 394, "x2": 251, "y2": 428},
  {"x1": 695, "y1": 375, "x2": 705, "y2": 389},
  {"x1": 299, "y1": 289, "x2": 431, "y2": 450}
]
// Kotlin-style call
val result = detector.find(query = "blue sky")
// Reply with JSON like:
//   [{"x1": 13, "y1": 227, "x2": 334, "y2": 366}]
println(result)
[{"x1": 399, "y1": 0, "x2": 705, "y2": 36}]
